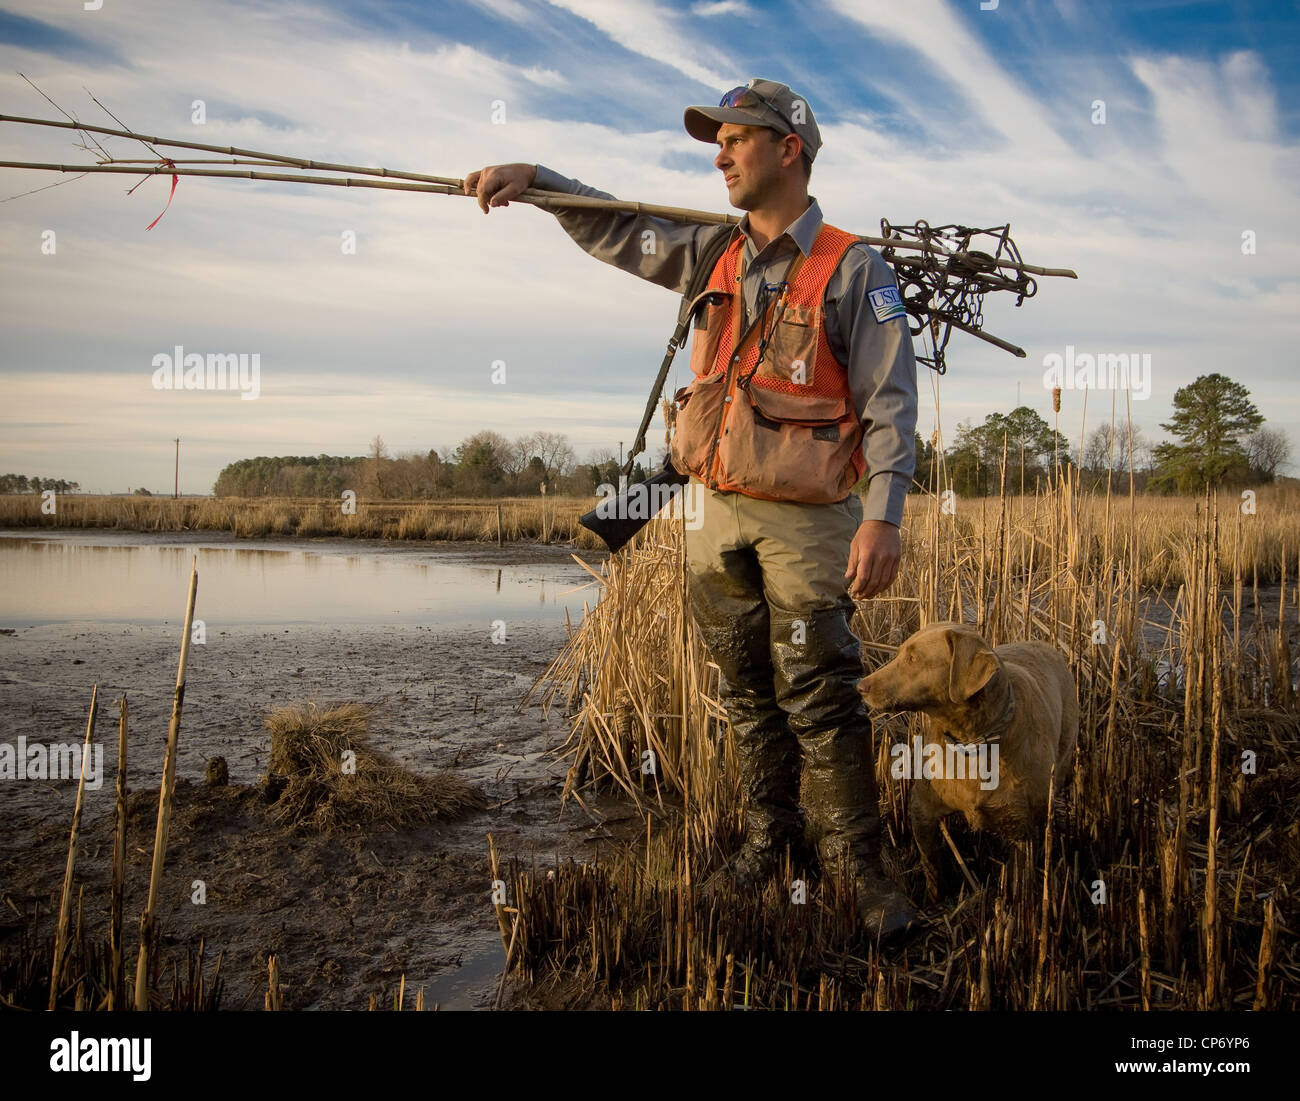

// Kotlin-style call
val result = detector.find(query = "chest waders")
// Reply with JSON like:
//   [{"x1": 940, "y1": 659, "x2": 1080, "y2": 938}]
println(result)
[{"x1": 679, "y1": 232, "x2": 914, "y2": 939}]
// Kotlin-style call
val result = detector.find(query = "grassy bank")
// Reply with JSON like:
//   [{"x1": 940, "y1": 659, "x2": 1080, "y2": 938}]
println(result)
[{"x1": 0, "y1": 494, "x2": 603, "y2": 548}]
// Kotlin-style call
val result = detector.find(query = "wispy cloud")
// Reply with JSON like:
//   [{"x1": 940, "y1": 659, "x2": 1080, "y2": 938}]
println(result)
[
  {"x1": 544, "y1": 0, "x2": 732, "y2": 88},
  {"x1": 691, "y1": 1, "x2": 755, "y2": 16},
  {"x1": 827, "y1": 0, "x2": 1070, "y2": 156}
]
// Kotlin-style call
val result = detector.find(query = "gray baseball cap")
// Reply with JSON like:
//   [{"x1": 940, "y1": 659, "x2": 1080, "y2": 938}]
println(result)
[{"x1": 684, "y1": 78, "x2": 822, "y2": 162}]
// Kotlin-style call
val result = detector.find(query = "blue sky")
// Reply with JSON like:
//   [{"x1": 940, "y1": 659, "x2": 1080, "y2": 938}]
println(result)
[{"x1": 1, "y1": 0, "x2": 1297, "y2": 493}]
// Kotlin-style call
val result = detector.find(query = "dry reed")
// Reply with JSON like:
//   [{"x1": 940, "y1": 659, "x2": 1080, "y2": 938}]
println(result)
[{"x1": 516, "y1": 466, "x2": 1298, "y2": 1010}]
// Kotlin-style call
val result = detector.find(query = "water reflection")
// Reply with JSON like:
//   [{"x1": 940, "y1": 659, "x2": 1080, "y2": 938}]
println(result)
[{"x1": 0, "y1": 534, "x2": 594, "y2": 628}]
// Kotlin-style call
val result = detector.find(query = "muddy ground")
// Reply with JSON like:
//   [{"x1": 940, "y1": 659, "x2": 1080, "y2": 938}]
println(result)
[{"x1": 0, "y1": 534, "x2": 636, "y2": 1010}]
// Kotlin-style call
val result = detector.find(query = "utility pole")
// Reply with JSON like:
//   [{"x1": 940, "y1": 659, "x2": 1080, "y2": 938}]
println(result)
[{"x1": 174, "y1": 438, "x2": 180, "y2": 499}]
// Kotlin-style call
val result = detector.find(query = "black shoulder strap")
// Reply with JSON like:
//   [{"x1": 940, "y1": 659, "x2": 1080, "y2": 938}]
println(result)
[
  {"x1": 676, "y1": 222, "x2": 738, "y2": 325},
  {"x1": 624, "y1": 223, "x2": 738, "y2": 477}
]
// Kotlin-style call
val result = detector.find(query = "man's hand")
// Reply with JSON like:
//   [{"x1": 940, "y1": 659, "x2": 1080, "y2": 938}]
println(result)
[
  {"x1": 846, "y1": 518, "x2": 901, "y2": 600},
  {"x1": 463, "y1": 163, "x2": 537, "y2": 214}
]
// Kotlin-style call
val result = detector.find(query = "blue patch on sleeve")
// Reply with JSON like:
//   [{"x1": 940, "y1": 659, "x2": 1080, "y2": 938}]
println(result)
[{"x1": 868, "y1": 284, "x2": 906, "y2": 324}]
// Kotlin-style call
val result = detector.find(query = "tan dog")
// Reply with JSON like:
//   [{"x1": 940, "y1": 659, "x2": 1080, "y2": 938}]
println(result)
[{"x1": 857, "y1": 622, "x2": 1078, "y2": 897}]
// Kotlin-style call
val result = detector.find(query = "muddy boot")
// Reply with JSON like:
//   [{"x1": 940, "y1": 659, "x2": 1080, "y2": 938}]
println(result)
[
  {"x1": 771, "y1": 602, "x2": 915, "y2": 939},
  {"x1": 698, "y1": 734, "x2": 799, "y2": 903},
  {"x1": 698, "y1": 833, "x2": 790, "y2": 902},
  {"x1": 820, "y1": 846, "x2": 916, "y2": 939},
  {"x1": 687, "y1": 555, "x2": 801, "y2": 904}
]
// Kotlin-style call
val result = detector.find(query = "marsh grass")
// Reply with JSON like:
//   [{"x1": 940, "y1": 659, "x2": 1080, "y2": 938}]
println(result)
[
  {"x1": 517, "y1": 473, "x2": 1299, "y2": 1010},
  {"x1": 0, "y1": 494, "x2": 602, "y2": 547}
]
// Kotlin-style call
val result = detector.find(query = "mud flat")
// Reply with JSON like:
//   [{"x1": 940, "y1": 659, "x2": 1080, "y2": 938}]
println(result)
[{"x1": 0, "y1": 531, "x2": 632, "y2": 1010}]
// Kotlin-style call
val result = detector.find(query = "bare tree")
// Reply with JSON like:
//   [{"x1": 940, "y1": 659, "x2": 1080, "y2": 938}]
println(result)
[
  {"x1": 533, "y1": 431, "x2": 576, "y2": 485},
  {"x1": 1084, "y1": 422, "x2": 1151, "y2": 474},
  {"x1": 1083, "y1": 424, "x2": 1114, "y2": 473},
  {"x1": 363, "y1": 434, "x2": 391, "y2": 497},
  {"x1": 1245, "y1": 426, "x2": 1292, "y2": 480},
  {"x1": 389, "y1": 451, "x2": 430, "y2": 498},
  {"x1": 504, "y1": 433, "x2": 539, "y2": 480}
]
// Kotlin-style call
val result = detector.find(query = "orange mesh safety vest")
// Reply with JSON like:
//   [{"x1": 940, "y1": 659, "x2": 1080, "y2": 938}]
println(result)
[{"x1": 670, "y1": 223, "x2": 866, "y2": 503}]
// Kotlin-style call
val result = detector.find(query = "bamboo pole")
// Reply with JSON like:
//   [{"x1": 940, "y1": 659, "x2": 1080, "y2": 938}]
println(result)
[
  {"x1": 134, "y1": 556, "x2": 199, "y2": 1011},
  {"x1": 108, "y1": 695, "x2": 129, "y2": 1011},
  {"x1": 0, "y1": 158, "x2": 469, "y2": 195},
  {"x1": 0, "y1": 112, "x2": 466, "y2": 184},
  {"x1": 0, "y1": 114, "x2": 1079, "y2": 278},
  {"x1": 103, "y1": 156, "x2": 294, "y2": 168},
  {"x1": 49, "y1": 683, "x2": 99, "y2": 1010}
]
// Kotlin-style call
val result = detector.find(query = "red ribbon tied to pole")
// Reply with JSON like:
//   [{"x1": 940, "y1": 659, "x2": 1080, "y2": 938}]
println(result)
[{"x1": 145, "y1": 158, "x2": 178, "y2": 230}]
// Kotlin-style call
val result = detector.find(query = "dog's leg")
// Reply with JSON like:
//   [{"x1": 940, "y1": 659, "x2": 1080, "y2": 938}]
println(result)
[{"x1": 909, "y1": 782, "x2": 948, "y2": 900}]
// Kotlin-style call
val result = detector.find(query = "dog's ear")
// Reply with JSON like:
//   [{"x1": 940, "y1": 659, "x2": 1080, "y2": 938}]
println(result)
[{"x1": 946, "y1": 628, "x2": 999, "y2": 703}]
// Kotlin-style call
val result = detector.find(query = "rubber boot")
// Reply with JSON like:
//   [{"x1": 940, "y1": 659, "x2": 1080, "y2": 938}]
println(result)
[
  {"x1": 686, "y1": 555, "x2": 801, "y2": 902},
  {"x1": 771, "y1": 601, "x2": 915, "y2": 939}
]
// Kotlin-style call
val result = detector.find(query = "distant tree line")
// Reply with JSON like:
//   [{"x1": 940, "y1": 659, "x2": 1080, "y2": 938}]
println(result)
[
  {"x1": 214, "y1": 432, "x2": 649, "y2": 499},
  {"x1": 916, "y1": 406, "x2": 1076, "y2": 498},
  {"x1": 918, "y1": 374, "x2": 1290, "y2": 498},
  {"x1": 0, "y1": 474, "x2": 81, "y2": 494},
  {"x1": 213, "y1": 454, "x2": 365, "y2": 497},
  {"x1": 213, "y1": 375, "x2": 1290, "y2": 502}
]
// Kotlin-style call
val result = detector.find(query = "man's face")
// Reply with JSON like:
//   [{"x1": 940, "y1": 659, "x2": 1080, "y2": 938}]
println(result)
[{"x1": 714, "y1": 122, "x2": 788, "y2": 210}]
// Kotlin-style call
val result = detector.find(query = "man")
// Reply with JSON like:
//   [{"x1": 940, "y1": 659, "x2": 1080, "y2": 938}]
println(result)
[{"x1": 467, "y1": 78, "x2": 918, "y2": 937}]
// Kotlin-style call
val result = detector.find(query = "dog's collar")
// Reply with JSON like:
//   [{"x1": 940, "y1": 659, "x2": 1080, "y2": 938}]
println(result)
[{"x1": 941, "y1": 680, "x2": 1016, "y2": 747}]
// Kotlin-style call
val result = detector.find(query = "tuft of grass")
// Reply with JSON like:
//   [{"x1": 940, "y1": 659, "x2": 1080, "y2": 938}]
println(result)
[{"x1": 264, "y1": 701, "x2": 484, "y2": 833}]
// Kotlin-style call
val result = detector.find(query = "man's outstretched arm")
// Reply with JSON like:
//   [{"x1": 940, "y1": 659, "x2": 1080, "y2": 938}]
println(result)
[{"x1": 464, "y1": 162, "x2": 719, "y2": 295}]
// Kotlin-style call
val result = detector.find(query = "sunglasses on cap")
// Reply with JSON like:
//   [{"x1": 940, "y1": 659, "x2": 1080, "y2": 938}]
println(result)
[{"x1": 718, "y1": 85, "x2": 794, "y2": 134}]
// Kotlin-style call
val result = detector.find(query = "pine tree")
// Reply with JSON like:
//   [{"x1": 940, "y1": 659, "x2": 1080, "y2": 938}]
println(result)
[{"x1": 1151, "y1": 374, "x2": 1262, "y2": 492}]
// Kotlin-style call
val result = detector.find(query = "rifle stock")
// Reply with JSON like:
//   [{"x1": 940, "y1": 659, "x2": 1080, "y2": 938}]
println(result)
[{"x1": 578, "y1": 467, "x2": 690, "y2": 553}]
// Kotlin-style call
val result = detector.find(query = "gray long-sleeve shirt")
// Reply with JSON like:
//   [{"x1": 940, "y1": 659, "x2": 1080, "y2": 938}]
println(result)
[{"x1": 532, "y1": 164, "x2": 918, "y2": 526}]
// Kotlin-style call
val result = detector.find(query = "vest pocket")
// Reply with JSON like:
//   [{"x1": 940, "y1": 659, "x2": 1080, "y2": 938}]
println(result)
[
  {"x1": 688, "y1": 295, "x2": 730, "y2": 378},
  {"x1": 722, "y1": 385, "x2": 862, "y2": 502},
  {"x1": 760, "y1": 303, "x2": 818, "y2": 386},
  {"x1": 669, "y1": 372, "x2": 727, "y2": 477}
]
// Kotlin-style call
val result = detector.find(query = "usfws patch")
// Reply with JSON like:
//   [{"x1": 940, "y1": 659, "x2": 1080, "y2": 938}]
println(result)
[{"x1": 868, "y1": 284, "x2": 906, "y2": 324}]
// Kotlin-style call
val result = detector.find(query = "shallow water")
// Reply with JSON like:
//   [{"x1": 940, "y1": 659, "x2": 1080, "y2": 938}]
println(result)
[{"x1": 0, "y1": 531, "x2": 596, "y2": 629}]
